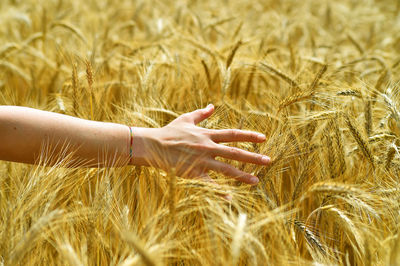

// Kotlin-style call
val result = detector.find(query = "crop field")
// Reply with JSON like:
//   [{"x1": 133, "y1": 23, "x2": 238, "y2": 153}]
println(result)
[{"x1": 1, "y1": 0, "x2": 400, "y2": 265}]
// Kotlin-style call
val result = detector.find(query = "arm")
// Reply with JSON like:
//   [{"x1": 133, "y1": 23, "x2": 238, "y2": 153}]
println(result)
[
  {"x1": 0, "y1": 105, "x2": 130, "y2": 167},
  {"x1": 0, "y1": 104, "x2": 270, "y2": 184}
]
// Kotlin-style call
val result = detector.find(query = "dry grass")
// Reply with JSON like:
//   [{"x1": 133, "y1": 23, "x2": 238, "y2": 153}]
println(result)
[{"x1": 1, "y1": 0, "x2": 400, "y2": 265}]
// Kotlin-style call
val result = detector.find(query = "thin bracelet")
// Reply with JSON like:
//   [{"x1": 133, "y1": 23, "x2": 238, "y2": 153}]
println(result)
[{"x1": 128, "y1": 126, "x2": 133, "y2": 164}]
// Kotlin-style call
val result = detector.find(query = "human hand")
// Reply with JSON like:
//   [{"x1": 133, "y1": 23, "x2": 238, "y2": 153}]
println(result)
[{"x1": 130, "y1": 104, "x2": 270, "y2": 186}]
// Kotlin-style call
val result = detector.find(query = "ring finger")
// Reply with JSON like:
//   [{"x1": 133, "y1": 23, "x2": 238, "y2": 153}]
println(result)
[{"x1": 206, "y1": 159, "x2": 259, "y2": 185}]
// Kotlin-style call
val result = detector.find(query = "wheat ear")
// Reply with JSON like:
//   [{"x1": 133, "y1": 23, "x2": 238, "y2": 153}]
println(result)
[
  {"x1": 85, "y1": 60, "x2": 94, "y2": 120},
  {"x1": 344, "y1": 114, "x2": 375, "y2": 168},
  {"x1": 260, "y1": 62, "x2": 300, "y2": 90},
  {"x1": 226, "y1": 40, "x2": 242, "y2": 69}
]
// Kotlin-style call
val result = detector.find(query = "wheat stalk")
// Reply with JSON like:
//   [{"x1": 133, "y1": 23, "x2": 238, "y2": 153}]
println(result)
[
  {"x1": 120, "y1": 231, "x2": 159, "y2": 266},
  {"x1": 346, "y1": 32, "x2": 364, "y2": 55},
  {"x1": 308, "y1": 182, "x2": 363, "y2": 195},
  {"x1": 293, "y1": 219, "x2": 326, "y2": 254},
  {"x1": 323, "y1": 122, "x2": 336, "y2": 179},
  {"x1": 244, "y1": 64, "x2": 256, "y2": 100},
  {"x1": 385, "y1": 144, "x2": 396, "y2": 170},
  {"x1": 337, "y1": 90, "x2": 362, "y2": 98},
  {"x1": 9, "y1": 210, "x2": 63, "y2": 264},
  {"x1": 344, "y1": 114, "x2": 375, "y2": 168},
  {"x1": 59, "y1": 243, "x2": 83, "y2": 266},
  {"x1": 226, "y1": 40, "x2": 242, "y2": 69},
  {"x1": 72, "y1": 63, "x2": 79, "y2": 115},
  {"x1": 231, "y1": 213, "x2": 247, "y2": 265},
  {"x1": 260, "y1": 62, "x2": 300, "y2": 90},
  {"x1": 372, "y1": 70, "x2": 389, "y2": 102},
  {"x1": 51, "y1": 21, "x2": 88, "y2": 44},
  {"x1": 168, "y1": 168, "x2": 177, "y2": 221},
  {"x1": 364, "y1": 100, "x2": 372, "y2": 136},
  {"x1": 85, "y1": 60, "x2": 94, "y2": 120},
  {"x1": 278, "y1": 91, "x2": 314, "y2": 112},
  {"x1": 221, "y1": 66, "x2": 231, "y2": 101},
  {"x1": 309, "y1": 64, "x2": 328, "y2": 92},
  {"x1": 201, "y1": 59, "x2": 212, "y2": 89},
  {"x1": 332, "y1": 117, "x2": 346, "y2": 174}
]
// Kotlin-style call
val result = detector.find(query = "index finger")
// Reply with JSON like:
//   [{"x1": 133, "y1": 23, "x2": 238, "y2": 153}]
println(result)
[{"x1": 209, "y1": 129, "x2": 266, "y2": 143}]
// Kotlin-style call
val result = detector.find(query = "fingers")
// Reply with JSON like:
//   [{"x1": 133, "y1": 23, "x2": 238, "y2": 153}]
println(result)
[
  {"x1": 213, "y1": 144, "x2": 271, "y2": 165},
  {"x1": 207, "y1": 160, "x2": 259, "y2": 185},
  {"x1": 195, "y1": 173, "x2": 232, "y2": 201},
  {"x1": 180, "y1": 104, "x2": 214, "y2": 124},
  {"x1": 209, "y1": 129, "x2": 266, "y2": 143},
  {"x1": 177, "y1": 168, "x2": 233, "y2": 201},
  {"x1": 197, "y1": 173, "x2": 216, "y2": 183}
]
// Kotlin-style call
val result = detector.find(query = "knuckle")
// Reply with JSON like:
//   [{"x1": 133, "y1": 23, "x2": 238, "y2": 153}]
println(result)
[
  {"x1": 229, "y1": 147, "x2": 241, "y2": 156},
  {"x1": 203, "y1": 128, "x2": 212, "y2": 136},
  {"x1": 193, "y1": 143, "x2": 211, "y2": 153},
  {"x1": 178, "y1": 113, "x2": 190, "y2": 121},
  {"x1": 223, "y1": 164, "x2": 236, "y2": 175},
  {"x1": 230, "y1": 129, "x2": 239, "y2": 138},
  {"x1": 206, "y1": 129, "x2": 216, "y2": 138}
]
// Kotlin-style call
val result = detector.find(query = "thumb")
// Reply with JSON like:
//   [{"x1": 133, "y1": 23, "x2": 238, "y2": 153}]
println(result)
[{"x1": 184, "y1": 104, "x2": 214, "y2": 124}]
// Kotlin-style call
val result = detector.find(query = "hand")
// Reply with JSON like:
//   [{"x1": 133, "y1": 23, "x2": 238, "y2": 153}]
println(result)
[{"x1": 130, "y1": 104, "x2": 270, "y2": 186}]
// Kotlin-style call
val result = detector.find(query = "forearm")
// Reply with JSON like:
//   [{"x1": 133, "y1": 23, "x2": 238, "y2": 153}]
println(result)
[{"x1": 0, "y1": 106, "x2": 131, "y2": 167}]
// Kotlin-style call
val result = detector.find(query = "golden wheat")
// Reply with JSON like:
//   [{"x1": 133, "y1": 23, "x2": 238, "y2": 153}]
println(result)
[{"x1": 1, "y1": 0, "x2": 400, "y2": 265}]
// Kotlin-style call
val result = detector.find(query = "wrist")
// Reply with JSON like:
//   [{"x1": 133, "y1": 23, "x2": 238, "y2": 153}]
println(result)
[
  {"x1": 128, "y1": 127, "x2": 159, "y2": 166},
  {"x1": 128, "y1": 126, "x2": 134, "y2": 165}
]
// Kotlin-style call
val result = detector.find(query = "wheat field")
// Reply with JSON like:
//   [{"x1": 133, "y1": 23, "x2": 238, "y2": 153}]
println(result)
[{"x1": 1, "y1": 0, "x2": 400, "y2": 265}]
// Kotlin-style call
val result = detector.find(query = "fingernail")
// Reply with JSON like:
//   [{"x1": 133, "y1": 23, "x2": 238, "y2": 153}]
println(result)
[
  {"x1": 257, "y1": 134, "x2": 266, "y2": 141},
  {"x1": 250, "y1": 177, "x2": 259, "y2": 184},
  {"x1": 224, "y1": 194, "x2": 233, "y2": 201},
  {"x1": 206, "y1": 104, "x2": 213, "y2": 110},
  {"x1": 261, "y1": 156, "x2": 271, "y2": 164}
]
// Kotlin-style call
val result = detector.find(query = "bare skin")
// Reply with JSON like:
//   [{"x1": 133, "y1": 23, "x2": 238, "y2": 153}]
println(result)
[{"x1": 0, "y1": 104, "x2": 270, "y2": 185}]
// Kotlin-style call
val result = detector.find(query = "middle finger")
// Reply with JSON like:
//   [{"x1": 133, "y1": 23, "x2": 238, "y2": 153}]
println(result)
[{"x1": 209, "y1": 129, "x2": 266, "y2": 143}]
